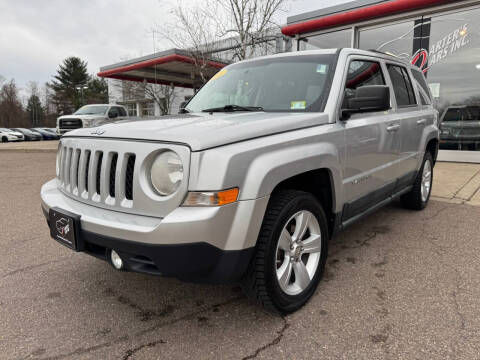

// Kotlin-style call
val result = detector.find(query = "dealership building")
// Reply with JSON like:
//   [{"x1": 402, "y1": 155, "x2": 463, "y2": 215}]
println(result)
[{"x1": 100, "y1": 0, "x2": 480, "y2": 162}]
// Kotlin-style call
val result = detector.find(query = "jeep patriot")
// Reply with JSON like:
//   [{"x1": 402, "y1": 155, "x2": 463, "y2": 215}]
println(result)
[{"x1": 41, "y1": 49, "x2": 439, "y2": 313}]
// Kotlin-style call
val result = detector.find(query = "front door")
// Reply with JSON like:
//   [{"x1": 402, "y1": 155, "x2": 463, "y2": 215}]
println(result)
[{"x1": 341, "y1": 57, "x2": 401, "y2": 221}]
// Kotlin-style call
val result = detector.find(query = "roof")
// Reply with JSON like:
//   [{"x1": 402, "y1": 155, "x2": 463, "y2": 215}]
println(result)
[
  {"x1": 98, "y1": 48, "x2": 229, "y2": 88},
  {"x1": 282, "y1": 0, "x2": 457, "y2": 36}
]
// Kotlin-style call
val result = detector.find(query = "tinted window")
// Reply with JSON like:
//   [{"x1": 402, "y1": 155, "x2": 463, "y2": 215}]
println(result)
[
  {"x1": 387, "y1": 65, "x2": 416, "y2": 106},
  {"x1": 443, "y1": 108, "x2": 462, "y2": 122},
  {"x1": 109, "y1": 107, "x2": 119, "y2": 117},
  {"x1": 343, "y1": 60, "x2": 385, "y2": 108},
  {"x1": 117, "y1": 107, "x2": 127, "y2": 116}
]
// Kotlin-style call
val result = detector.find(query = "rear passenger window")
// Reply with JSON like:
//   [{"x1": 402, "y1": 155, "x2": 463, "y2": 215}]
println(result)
[
  {"x1": 343, "y1": 60, "x2": 385, "y2": 108},
  {"x1": 411, "y1": 69, "x2": 431, "y2": 102},
  {"x1": 387, "y1": 65, "x2": 416, "y2": 107},
  {"x1": 117, "y1": 107, "x2": 127, "y2": 117}
]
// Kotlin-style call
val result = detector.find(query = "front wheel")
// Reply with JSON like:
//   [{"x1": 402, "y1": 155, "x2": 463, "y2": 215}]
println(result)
[
  {"x1": 401, "y1": 152, "x2": 433, "y2": 210},
  {"x1": 242, "y1": 190, "x2": 328, "y2": 313}
]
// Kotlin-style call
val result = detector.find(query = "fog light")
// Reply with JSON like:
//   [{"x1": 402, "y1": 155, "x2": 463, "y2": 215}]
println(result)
[{"x1": 110, "y1": 250, "x2": 124, "y2": 270}]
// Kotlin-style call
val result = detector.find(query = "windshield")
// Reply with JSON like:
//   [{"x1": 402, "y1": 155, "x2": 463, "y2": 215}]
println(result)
[
  {"x1": 186, "y1": 55, "x2": 335, "y2": 113},
  {"x1": 74, "y1": 105, "x2": 108, "y2": 115},
  {"x1": 443, "y1": 107, "x2": 480, "y2": 122}
]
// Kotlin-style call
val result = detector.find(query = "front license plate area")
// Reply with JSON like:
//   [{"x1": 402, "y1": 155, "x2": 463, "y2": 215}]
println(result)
[{"x1": 49, "y1": 207, "x2": 81, "y2": 251}]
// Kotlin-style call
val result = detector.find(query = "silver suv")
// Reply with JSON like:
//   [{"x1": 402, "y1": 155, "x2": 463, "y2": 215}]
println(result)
[{"x1": 41, "y1": 49, "x2": 439, "y2": 313}]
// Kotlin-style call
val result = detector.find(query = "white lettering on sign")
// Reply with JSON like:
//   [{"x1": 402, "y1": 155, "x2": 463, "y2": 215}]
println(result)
[{"x1": 429, "y1": 23, "x2": 470, "y2": 66}]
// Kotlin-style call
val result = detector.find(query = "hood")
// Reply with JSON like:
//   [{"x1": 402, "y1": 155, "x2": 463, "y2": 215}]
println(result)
[
  {"x1": 64, "y1": 112, "x2": 330, "y2": 151},
  {"x1": 58, "y1": 114, "x2": 105, "y2": 119}
]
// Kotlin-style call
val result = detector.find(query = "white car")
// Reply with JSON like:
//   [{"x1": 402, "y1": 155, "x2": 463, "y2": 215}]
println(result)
[
  {"x1": 0, "y1": 128, "x2": 24, "y2": 142},
  {"x1": 56, "y1": 104, "x2": 128, "y2": 135}
]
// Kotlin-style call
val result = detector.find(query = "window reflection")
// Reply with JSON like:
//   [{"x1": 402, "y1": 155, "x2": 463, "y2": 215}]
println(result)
[{"x1": 299, "y1": 29, "x2": 351, "y2": 50}]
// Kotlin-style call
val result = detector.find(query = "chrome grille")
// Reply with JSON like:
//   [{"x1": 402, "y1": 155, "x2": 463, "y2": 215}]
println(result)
[
  {"x1": 59, "y1": 118, "x2": 82, "y2": 130},
  {"x1": 56, "y1": 138, "x2": 190, "y2": 218}
]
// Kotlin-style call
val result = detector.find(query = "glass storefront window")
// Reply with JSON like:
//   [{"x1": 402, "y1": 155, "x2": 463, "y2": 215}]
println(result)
[
  {"x1": 125, "y1": 103, "x2": 137, "y2": 117},
  {"x1": 141, "y1": 102, "x2": 155, "y2": 116},
  {"x1": 423, "y1": 8, "x2": 480, "y2": 151},
  {"x1": 299, "y1": 29, "x2": 351, "y2": 51},
  {"x1": 359, "y1": 20, "x2": 417, "y2": 60}
]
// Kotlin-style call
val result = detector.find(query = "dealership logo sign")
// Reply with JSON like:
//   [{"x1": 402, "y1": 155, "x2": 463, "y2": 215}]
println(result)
[
  {"x1": 56, "y1": 218, "x2": 70, "y2": 236},
  {"x1": 411, "y1": 23, "x2": 470, "y2": 73}
]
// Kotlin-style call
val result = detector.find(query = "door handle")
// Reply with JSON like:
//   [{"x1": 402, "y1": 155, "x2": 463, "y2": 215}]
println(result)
[
  {"x1": 416, "y1": 119, "x2": 427, "y2": 126},
  {"x1": 386, "y1": 124, "x2": 400, "y2": 132}
]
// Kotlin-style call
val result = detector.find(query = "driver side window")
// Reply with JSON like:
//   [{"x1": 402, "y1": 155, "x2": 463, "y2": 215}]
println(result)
[{"x1": 342, "y1": 60, "x2": 385, "y2": 109}]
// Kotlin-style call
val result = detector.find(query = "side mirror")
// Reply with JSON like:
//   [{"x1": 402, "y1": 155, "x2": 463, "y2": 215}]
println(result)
[
  {"x1": 108, "y1": 111, "x2": 118, "y2": 119},
  {"x1": 178, "y1": 100, "x2": 189, "y2": 114},
  {"x1": 341, "y1": 85, "x2": 390, "y2": 120}
]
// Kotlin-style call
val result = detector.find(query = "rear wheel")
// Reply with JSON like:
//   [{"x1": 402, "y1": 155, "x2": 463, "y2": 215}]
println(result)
[
  {"x1": 1, "y1": 136, "x2": 7, "y2": 143},
  {"x1": 401, "y1": 151, "x2": 433, "y2": 210},
  {"x1": 242, "y1": 190, "x2": 328, "y2": 313}
]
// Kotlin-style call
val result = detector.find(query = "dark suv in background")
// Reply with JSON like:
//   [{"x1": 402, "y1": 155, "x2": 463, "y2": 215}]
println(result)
[{"x1": 440, "y1": 105, "x2": 480, "y2": 150}]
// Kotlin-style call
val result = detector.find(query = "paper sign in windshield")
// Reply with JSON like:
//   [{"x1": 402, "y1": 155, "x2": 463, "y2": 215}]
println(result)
[
  {"x1": 211, "y1": 69, "x2": 227, "y2": 80},
  {"x1": 316, "y1": 64, "x2": 328, "y2": 74},
  {"x1": 291, "y1": 101, "x2": 306, "y2": 110}
]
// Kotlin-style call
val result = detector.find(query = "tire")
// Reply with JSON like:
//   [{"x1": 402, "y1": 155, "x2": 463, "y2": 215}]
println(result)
[
  {"x1": 1, "y1": 136, "x2": 7, "y2": 143},
  {"x1": 401, "y1": 151, "x2": 433, "y2": 210},
  {"x1": 242, "y1": 190, "x2": 328, "y2": 313}
]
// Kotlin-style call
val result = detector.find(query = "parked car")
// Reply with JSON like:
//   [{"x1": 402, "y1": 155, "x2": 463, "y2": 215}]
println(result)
[
  {"x1": 31, "y1": 128, "x2": 60, "y2": 140},
  {"x1": 439, "y1": 105, "x2": 480, "y2": 150},
  {"x1": 56, "y1": 104, "x2": 128, "y2": 135},
  {"x1": 41, "y1": 49, "x2": 439, "y2": 313},
  {"x1": 10, "y1": 128, "x2": 42, "y2": 141},
  {"x1": 0, "y1": 128, "x2": 24, "y2": 142}
]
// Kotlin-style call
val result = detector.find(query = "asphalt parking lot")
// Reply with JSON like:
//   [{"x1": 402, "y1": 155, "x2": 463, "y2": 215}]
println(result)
[{"x1": 1, "y1": 152, "x2": 480, "y2": 360}]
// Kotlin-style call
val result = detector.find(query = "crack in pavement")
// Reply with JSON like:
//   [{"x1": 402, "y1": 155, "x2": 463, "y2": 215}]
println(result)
[
  {"x1": 122, "y1": 339, "x2": 167, "y2": 360},
  {"x1": 1, "y1": 257, "x2": 69, "y2": 280},
  {"x1": 37, "y1": 296, "x2": 244, "y2": 360},
  {"x1": 242, "y1": 317, "x2": 289, "y2": 360}
]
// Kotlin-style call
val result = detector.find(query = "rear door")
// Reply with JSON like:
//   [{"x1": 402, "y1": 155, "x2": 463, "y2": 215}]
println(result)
[
  {"x1": 341, "y1": 57, "x2": 401, "y2": 221},
  {"x1": 385, "y1": 64, "x2": 434, "y2": 190}
]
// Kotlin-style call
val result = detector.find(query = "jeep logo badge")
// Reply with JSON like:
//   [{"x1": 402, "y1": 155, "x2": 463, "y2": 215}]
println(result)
[{"x1": 92, "y1": 128, "x2": 106, "y2": 135}]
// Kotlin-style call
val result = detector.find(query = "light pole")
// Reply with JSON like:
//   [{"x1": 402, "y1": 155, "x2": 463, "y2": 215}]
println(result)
[{"x1": 76, "y1": 85, "x2": 88, "y2": 106}]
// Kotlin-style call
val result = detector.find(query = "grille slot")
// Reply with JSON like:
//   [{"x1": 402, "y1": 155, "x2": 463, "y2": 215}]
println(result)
[
  {"x1": 96, "y1": 152, "x2": 103, "y2": 195},
  {"x1": 109, "y1": 153, "x2": 118, "y2": 198},
  {"x1": 125, "y1": 155, "x2": 135, "y2": 200},
  {"x1": 74, "y1": 149, "x2": 81, "y2": 190},
  {"x1": 84, "y1": 150, "x2": 91, "y2": 192}
]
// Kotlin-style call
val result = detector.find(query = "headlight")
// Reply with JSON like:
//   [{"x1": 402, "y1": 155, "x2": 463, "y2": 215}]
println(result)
[
  {"x1": 150, "y1": 151, "x2": 184, "y2": 196},
  {"x1": 82, "y1": 119, "x2": 94, "y2": 127}
]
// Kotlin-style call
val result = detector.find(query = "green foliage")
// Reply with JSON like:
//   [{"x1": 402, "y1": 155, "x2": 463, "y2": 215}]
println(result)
[
  {"x1": 26, "y1": 94, "x2": 45, "y2": 126},
  {"x1": 49, "y1": 57, "x2": 90, "y2": 114},
  {"x1": 85, "y1": 77, "x2": 108, "y2": 104}
]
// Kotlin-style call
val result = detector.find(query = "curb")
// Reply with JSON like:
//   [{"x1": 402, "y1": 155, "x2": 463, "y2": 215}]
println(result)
[{"x1": 0, "y1": 148, "x2": 57, "y2": 153}]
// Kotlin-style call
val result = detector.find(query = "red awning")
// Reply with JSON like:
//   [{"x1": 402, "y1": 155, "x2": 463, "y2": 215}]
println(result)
[
  {"x1": 282, "y1": 0, "x2": 457, "y2": 37},
  {"x1": 98, "y1": 49, "x2": 228, "y2": 88}
]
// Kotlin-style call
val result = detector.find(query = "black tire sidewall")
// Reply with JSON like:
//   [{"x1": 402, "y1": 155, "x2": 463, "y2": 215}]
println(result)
[{"x1": 265, "y1": 194, "x2": 328, "y2": 312}]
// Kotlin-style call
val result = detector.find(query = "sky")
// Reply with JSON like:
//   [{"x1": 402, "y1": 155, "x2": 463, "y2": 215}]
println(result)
[{"x1": 0, "y1": 0, "x2": 350, "y2": 99}]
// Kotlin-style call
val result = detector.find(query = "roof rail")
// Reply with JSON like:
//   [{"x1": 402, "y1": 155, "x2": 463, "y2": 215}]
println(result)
[{"x1": 367, "y1": 49, "x2": 400, "y2": 58}]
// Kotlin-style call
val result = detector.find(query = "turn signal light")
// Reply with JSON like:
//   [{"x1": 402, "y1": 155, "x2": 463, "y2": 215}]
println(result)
[{"x1": 183, "y1": 188, "x2": 239, "y2": 207}]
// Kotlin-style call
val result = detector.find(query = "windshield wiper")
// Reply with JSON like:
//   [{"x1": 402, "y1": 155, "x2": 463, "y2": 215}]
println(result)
[{"x1": 202, "y1": 104, "x2": 263, "y2": 113}]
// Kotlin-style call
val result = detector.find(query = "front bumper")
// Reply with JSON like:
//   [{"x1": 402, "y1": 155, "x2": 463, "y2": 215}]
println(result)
[{"x1": 41, "y1": 179, "x2": 269, "y2": 282}]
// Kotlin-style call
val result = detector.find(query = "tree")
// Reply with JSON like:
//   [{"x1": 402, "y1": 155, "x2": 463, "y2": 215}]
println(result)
[
  {"x1": 26, "y1": 94, "x2": 44, "y2": 127},
  {"x1": 49, "y1": 57, "x2": 90, "y2": 114},
  {"x1": 158, "y1": 0, "x2": 286, "y2": 84},
  {"x1": 213, "y1": 0, "x2": 286, "y2": 60},
  {"x1": 158, "y1": 3, "x2": 220, "y2": 85},
  {"x1": 0, "y1": 79, "x2": 26, "y2": 128},
  {"x1": 85, "y1": 77, "x2": 109, "y2": 104},
  {"x1": 144, "y1": 82, "x2": 177, "y2": 115}
]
